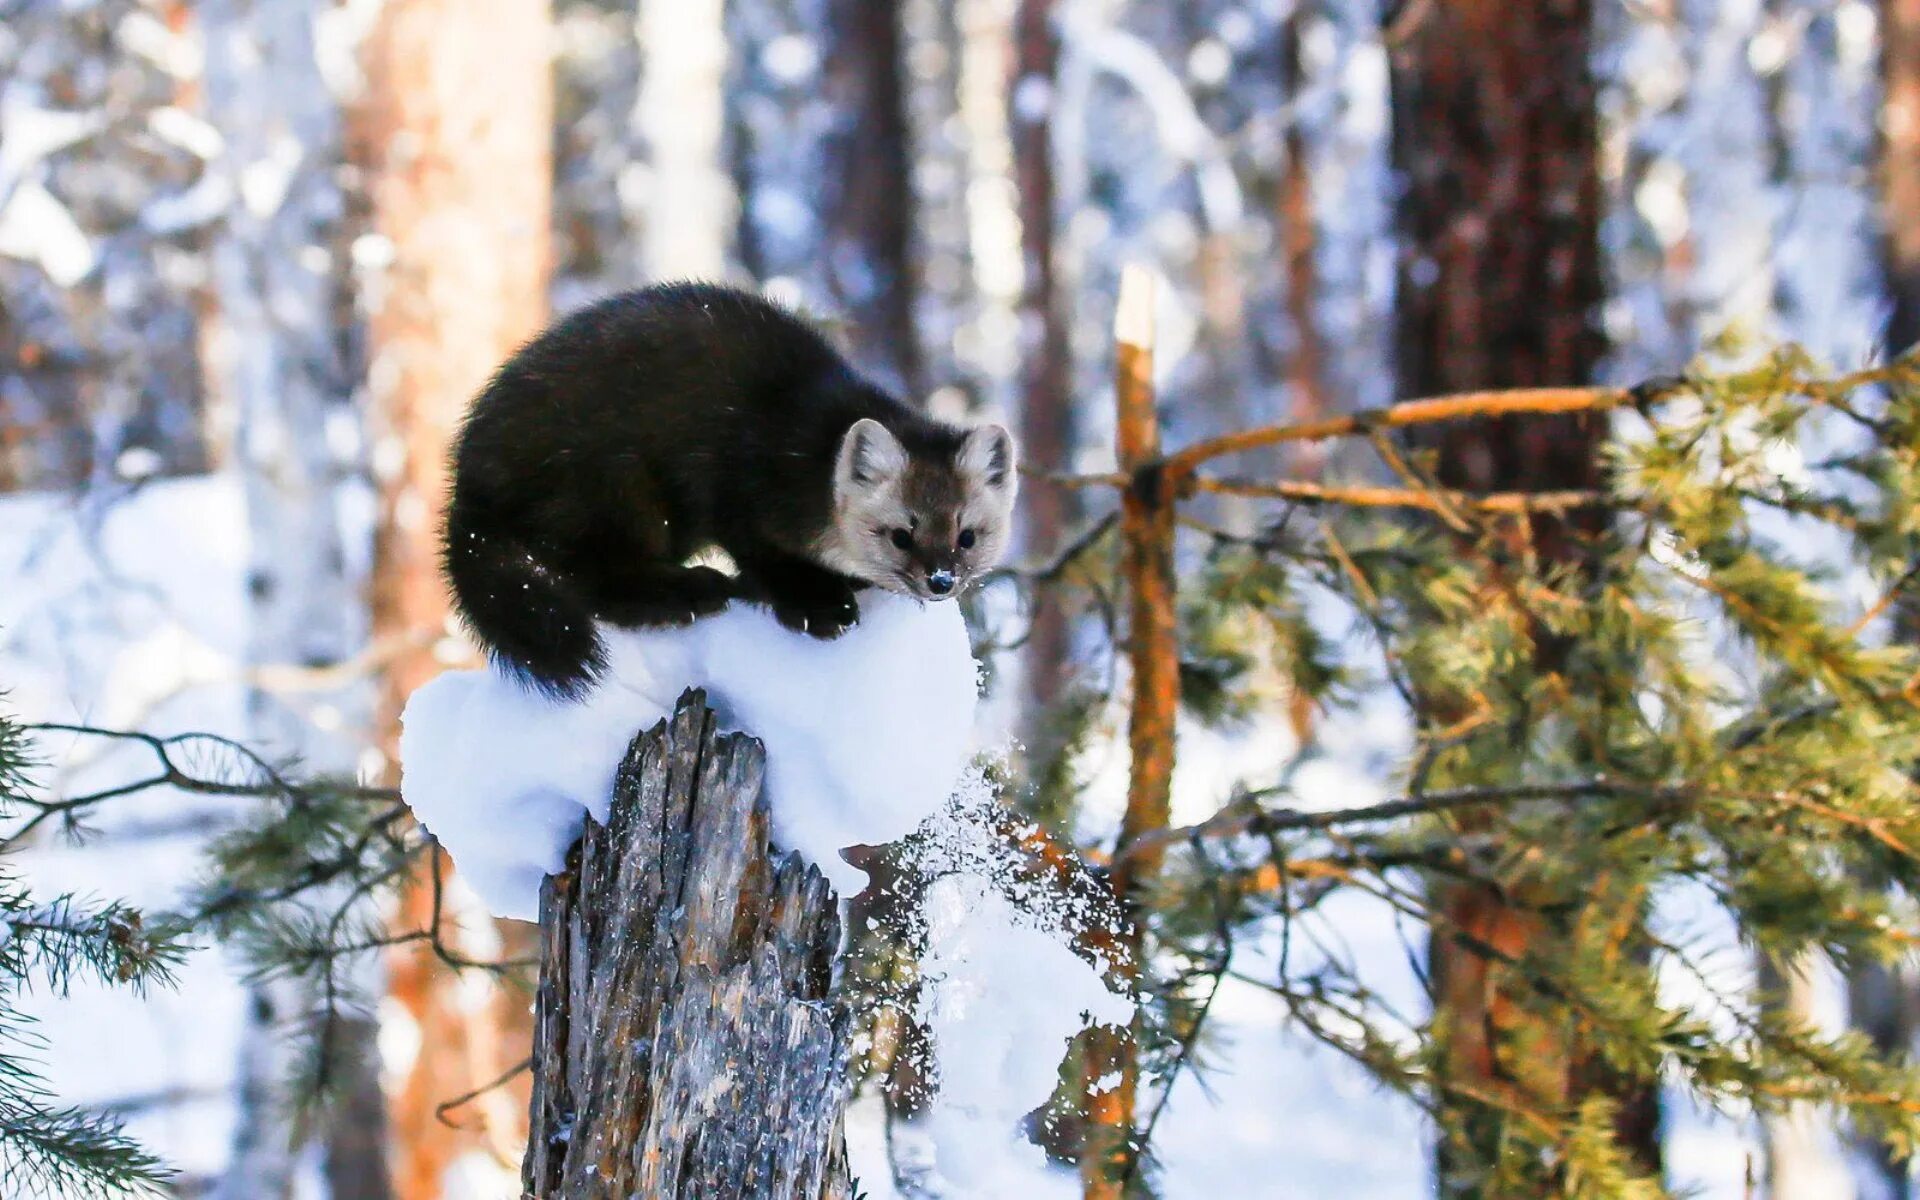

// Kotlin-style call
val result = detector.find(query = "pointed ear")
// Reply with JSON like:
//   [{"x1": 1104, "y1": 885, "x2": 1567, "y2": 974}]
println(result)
[
  {"x1": 835, "y1": 418, "x2": 909, "y2": 499},
  {"x1": 956, "y1": 424, "x2": 1016, "y2": 494}
]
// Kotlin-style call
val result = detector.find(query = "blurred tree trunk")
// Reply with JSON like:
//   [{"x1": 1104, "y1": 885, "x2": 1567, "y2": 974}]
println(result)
[
  {"x1": 198, "y1": 2, "x2": 390, "y2": 1196},
  {"x1": 1851, "y1": 5, "x2": 1920, "y2": 1196},
  {"x1": 356, "y1": 2, "x2": 555, "y2": 1197},
  {"x1": 636, "y1": 0, "x2": 732, "y2": 283},
  {"x1": 728, "y1": 0, "x2": 920, "y2": 393},
  {"x1": 820, "y1": 0, "x2": 920, "y2": 393},
  {"x1": 550, "y1": 2, "x2": 642, "y2": 306},
  {"x1": 553, "y1": 0, "x2": 729, "y2": 305},
  {"x1": 1389, "y1": 0, "x2": 1659, "y2": 1189},
  {"x1": 1151, "y1": 2, "x2": 1290, "y2": 453},
  {"x1": 1279, "y1": 8, "x2": 1329, "y2": 475},
  {"x1": 901, "y1": 0, "x2": 981, "y2": 412},
  {"x1": 1274, "y1": 7, "x2": 1334, "y2": 735},
  {"x1": 1012, "y1": 0, "x2": 1077, "y2": 733},
  {"x1": 1887, "y1": 0, "x2": 1920, "y2": 354}
]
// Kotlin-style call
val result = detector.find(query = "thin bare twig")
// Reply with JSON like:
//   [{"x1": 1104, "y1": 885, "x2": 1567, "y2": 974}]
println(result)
[
  {"x1": 1116, "y1": 779, "x2": 1690, "y2": 867},
  {"x1": 435, "y1": 1056, "x2": 533, "y2": 1129}
]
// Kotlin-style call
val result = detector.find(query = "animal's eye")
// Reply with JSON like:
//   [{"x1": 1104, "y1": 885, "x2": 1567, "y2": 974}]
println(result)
[
  {"x1": 890, "y1": 528, "x2": 913, "y2": 550},
  {"x1": 957, "y1": 528, "x2": 977, "y2": 550}
]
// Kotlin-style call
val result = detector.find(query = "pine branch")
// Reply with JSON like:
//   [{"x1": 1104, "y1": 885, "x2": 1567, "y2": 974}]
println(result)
[{"x1": 0, "y1": 1099, "x2": 171, "y2": 1198}]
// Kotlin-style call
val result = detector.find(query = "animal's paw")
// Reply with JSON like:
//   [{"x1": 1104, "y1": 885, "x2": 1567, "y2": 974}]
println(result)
[
  {"x1": 772, "y1": 593, "x2": 858, "y2": 639},
  {"x1": 597, "y1": 567, "x2": 740, "y2": 629},
  {"x1": 680, "y1": 566, "x2": 736, "y2": 616}
]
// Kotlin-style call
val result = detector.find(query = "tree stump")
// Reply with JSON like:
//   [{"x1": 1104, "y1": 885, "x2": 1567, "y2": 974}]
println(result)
[{"x1": 522, "y1": 690, "x2": 852, "y2": 1199}]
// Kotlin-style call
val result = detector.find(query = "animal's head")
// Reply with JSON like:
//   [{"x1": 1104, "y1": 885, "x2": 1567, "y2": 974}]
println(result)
[{"x1": 822, "y1": 417, "x2": 1018, "y2": 600}]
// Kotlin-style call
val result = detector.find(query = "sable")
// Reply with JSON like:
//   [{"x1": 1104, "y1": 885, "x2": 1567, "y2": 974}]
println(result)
[{"x1": 443, "y1": 283, "x2": 1016, "y2": 697}]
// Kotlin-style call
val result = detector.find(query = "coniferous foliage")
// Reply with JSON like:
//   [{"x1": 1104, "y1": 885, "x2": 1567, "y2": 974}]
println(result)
[
  {"x1": 0, "y1": 704, "x2": 483, "y2": 1196},
  {"x1": 1015, "y1": 350, "x2": 1920, "y2": 1195},
  {"x1": 0, "y1": 708, "x2": 175, "y2": 1197}
]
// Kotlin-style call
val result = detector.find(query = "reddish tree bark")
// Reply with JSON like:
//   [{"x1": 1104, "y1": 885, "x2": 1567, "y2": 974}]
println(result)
[
  {"x1": 1012, "y1": 0, "x2": 1078, "y2": 725},
  {"x1": 1888, "y1": 0, "x2": 1920, "y2": 353},
  {"x1": 355, "y1": 3, "x2": 554, "y2": 1196},
  {"x1": 821, "y1": 0, "x2": 922, "y2": 394},
  {"x1": 1278, "y1": 8, "x2": 1331, "y2": 495},
  {"x1": 1078, "y1": 270, "x2": 1174, "y2": 1199},
  {"x1": 1389, "y1": 0, "x2": 1656, "y2": 1186},
  {"x1": 1392, "y1": 0, "x2": 1606, "y2": 511}
]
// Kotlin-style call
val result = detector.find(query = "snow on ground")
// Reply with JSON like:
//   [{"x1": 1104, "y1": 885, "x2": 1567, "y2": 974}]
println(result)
[
  {"x1": 1150, "y1": 733, "x2": 1431, "y2": 1200},
  {"x1": 0, "y1": 475, "x2": 265, "y2": 1193}
]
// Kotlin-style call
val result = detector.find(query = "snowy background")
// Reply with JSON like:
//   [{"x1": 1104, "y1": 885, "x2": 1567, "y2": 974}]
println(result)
[{"x1": 0, "y1": 0, "x2": 1905, "y2": 1197}]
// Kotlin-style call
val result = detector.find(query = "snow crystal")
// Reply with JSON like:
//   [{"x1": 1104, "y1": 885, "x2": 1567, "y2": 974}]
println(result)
[
  {"x1": 147, "y1": 106, "x2": 225, "y2": 161},
  {"x1": 918, "y1": 871, "x2": 1133, "y2": 1190},
  {"x1": 874, "y1": 767, "x2": 1136, "y2": 1190},
  {"x1": 0, "y1": 89, "x2": 105, "y2": 179},
  {"x1": 400, "y1": 590, "x2": 977, "y2": 919},
  {"x1": 1012, "y1": 74, "x2": 1053, "y2": 123}
]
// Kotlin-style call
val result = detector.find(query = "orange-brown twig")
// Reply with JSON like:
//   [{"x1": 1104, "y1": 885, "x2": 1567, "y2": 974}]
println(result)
[
  {"x1": 1164, "y1": 386, "x2": 1631, "y2": 477},
  {"x1": 1189, "y1": 476, "x2": 1604, "y2": 515},
  {"x1": 1080, "y1": 265, "x2": 1178, "y2": 1199}
]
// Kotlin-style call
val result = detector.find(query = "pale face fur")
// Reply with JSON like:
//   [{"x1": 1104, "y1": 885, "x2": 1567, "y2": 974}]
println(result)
[{"x1": 818, "y1": 418, "x2": 1018, "y2": 599}]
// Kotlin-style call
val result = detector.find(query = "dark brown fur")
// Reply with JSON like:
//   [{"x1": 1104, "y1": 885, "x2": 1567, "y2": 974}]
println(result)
[{"x1": 443, "y1": 283, "x2": 1015, "y2": 698}]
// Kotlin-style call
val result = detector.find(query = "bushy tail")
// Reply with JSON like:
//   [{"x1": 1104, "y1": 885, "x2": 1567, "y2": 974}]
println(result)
[{"x1": 443, "y1": 499, "x2": 605, "y2": 700}]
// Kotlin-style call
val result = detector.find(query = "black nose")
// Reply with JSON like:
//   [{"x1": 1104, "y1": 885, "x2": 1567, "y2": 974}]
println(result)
[{"x1": 927, "y1": 570, "x2": 956, "y2": 595}]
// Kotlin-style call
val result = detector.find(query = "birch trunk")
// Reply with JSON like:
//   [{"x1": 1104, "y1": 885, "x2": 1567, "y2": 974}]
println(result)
[
  {"x1": 636, "y1": 0, "x2": 732, "y2": 283},
  {"x1": 198, "y1": 3, "x2": 385, "y2": 1196}
]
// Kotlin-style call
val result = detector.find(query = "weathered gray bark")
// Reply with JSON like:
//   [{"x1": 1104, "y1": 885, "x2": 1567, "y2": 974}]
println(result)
[{"x1": 523, "y1": 691, "x2": 852, "y2": 1200}]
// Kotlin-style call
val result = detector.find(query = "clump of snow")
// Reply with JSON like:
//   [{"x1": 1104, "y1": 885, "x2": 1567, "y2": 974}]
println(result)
[
  {"x1": 400, "y1": 590, "x2": 977, "y2": 919},
  {"x1": 403, "y1": 587, "x2": 1132, "y2": 1194},
  {"x1": 684, "y1": 592, "x2": 977, "y2": 868},
  {"x1": 918, "y1": 870, "x2": 1133, "y2": 1191},
  {"x1": 398, "y1": 669, "x2": 638, "y2": 920}
]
